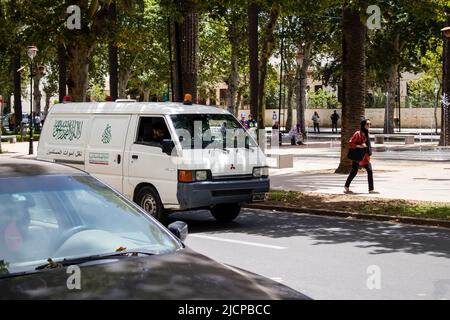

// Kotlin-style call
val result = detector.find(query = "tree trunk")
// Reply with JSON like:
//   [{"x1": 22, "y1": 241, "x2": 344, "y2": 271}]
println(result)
[
  {"x1": 440, "y1": 8, "x2": 450, "y2": 146},
  {"x1": 44, "y1": 92, "x2": 51, "y2": 114},
  {"x1": 58, "y1": 44, "x2": 67, "y2": 103},
  {"x1": 180, "y1": 0, "x2": 198, "y2": 101},
  {"x1": 108, "y1": 1, "x2": 118, "y2": 101},
  {"x1": 33, "y1": 66, "x2": 45, "y2": 114},
  {"x1": 0, "y1": 100, "x2": 2, "y2": 153},
  {"x1": 257, "y1": 3, "x2": 281, "y2": 129},
  {"x1": 335, "y1": 5, "x2": 366, "y2": 174},
  {"x1": 286, "y1": 72, "x2": 295, "y2": 132},
  {"x1": 143, "y1": 89, "x2": 150, "y2": 102},
  {"x1": 13, "y1": 53, "x2": 22, "y2": 127},
  {"x1": 296, "y1": 43, "x2": 312, "y2": 136},
  {"x1": 118, "y1": 66, "x2": 132, "y2": 99},
  {"x1": 248, "y1": 2, "x2": 259, "y2": 122},
  {"x1": 227, "y1": 19, "x2": 240, "y2": 116},
  {"x1": 109, "y1": 44, "x2": 119, "y2": 100},
  {"x1": 384, "y1": 64, "x2": 398, "y2": 134},
  {"x1": 384, "y1": 35, "x2": 400, "y2": 134},
  {"x1": 66, "y1": 41, "x2": 94, "y2": 102}
]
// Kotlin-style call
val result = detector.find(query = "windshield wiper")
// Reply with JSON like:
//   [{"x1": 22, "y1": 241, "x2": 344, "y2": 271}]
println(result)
[{"x1": 35, "y1": 249, "x2": 157, "y2": 270}]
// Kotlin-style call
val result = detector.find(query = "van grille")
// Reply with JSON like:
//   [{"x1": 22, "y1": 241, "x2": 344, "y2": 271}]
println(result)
[{"x1": 212, "y1": 174, "x2": 254, "y2": 181}]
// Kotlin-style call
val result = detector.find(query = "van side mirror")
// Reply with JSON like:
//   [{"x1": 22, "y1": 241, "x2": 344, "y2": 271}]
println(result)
[{"x1": 162, "y1": 139, "x2": 175, "y2": 156}]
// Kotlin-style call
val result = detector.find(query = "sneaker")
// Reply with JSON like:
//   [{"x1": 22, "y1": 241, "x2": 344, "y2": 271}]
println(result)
[{"x1": 344, "y1": 187, "x2": 354, "y2": 194}]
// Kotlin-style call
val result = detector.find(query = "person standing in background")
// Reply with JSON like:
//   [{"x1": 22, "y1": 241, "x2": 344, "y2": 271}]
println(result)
[
  {"x1": 312, "y1": 111, "x2": 320, "y2": 133},
  {"x1": 331, "y1": 110, "x2": 340, "y2": 133}
]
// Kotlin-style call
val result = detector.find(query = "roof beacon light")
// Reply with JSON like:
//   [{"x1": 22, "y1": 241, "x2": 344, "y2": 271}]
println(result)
[{"x1": 183, "y1": 93, "x2": 193, "y2": 105}]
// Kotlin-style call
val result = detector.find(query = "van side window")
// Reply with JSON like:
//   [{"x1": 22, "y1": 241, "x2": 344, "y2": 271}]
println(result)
[{"x1": 136, "y1": 117, "x2": 171, "y2": 147}]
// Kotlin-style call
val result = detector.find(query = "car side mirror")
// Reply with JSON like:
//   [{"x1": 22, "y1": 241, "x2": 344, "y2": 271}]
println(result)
[
  {"x1": 168, "y1": 221, "x2": 188, "y2": 242},
  {"x1": 162, "y1": 139, "x2": 175, "y2": 156}
]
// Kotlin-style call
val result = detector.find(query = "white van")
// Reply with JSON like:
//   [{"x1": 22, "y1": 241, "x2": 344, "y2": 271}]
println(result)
[{"x1": 37, "y1": 101, "x2": 269, "y2": 222}]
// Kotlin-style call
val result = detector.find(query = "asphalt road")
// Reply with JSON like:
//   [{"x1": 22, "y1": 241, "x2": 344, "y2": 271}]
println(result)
[{"x1": 169, "y1": 208, "x2": 450, "y2": 300}]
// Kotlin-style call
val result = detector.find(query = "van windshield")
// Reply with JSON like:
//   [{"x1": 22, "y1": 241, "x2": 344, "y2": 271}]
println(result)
[{"x1": 170, "y1": 114, "x2": 257, "y2": 150}]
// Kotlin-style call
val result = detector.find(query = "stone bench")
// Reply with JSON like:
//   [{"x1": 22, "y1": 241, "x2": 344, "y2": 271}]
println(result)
[
  {"x1": 374, "y1": 134, "x2": 414, "y2": 145},
  {"x1": 1, "y1": 135, "x2": 17, "y2": 143},
  {"x1": 267, "y1": 154, "x2": 294, "y2": 169}
]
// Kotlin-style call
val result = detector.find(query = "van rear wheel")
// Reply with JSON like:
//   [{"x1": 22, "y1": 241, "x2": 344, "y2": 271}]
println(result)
[
  {"x1": 210, "y1": 204, "x2": 241, "y2": 222},
  {"x1": 136, "y1": 186, "x2": 166, "y2": 224}
]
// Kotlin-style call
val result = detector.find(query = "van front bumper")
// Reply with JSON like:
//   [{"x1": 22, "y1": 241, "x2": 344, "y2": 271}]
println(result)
[{"x1": 177, "y1": 178, "x2": 270, "y2": 210}]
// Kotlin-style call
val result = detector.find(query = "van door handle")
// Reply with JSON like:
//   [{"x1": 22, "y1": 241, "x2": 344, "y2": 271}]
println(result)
[
  {"x1": 132, "y1": 155, "x2": 138, "y2": 160},
  {"x1": 117, "y1": 154, "x2": 121, "y2": 164}
]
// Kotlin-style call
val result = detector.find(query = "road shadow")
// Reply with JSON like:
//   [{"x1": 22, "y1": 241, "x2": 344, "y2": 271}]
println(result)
[{"x1": 169, "y1": 209, "x2": 450, "y2": 259}]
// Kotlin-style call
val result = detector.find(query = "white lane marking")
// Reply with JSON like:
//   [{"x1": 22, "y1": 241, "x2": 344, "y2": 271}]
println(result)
[{"x1": 189, "y1": 234, "x2": 287, "y2": 250}]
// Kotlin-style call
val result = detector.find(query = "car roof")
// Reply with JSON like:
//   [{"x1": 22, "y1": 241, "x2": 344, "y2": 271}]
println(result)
[
  {"x1": 49, "y1": 102, "x2": 231, "y2": 116},
  {"x1": 0, "y1": 158, "x2": 87, "y2": 178}
]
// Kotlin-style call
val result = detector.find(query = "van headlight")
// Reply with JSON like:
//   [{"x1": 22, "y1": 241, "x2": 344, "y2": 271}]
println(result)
[
  {"x1": 253, "y1": 166, "x2": 269, "y2": 178},
  {"x1": 178, "y1": 170, "x2": 211, "y2": 182},
  {"x1": 195, "y1": 170, "x2": 209, "y2": 181}
]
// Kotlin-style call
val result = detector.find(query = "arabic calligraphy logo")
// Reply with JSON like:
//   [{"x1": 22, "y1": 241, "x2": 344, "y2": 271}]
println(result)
[
  {"x1": 102, "y1": 124, "x2": 112, "y2": 144},
  {"x1": 52, "y1": 120, "x2": 83, "y2": 141}
]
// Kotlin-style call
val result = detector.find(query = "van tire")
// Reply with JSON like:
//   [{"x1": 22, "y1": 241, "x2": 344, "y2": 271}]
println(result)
[
  {"x1": 136, "y1": 186, "x2": 167, "y2": 224},
  {"x1": 210, "y1": 204, "x2": 241, "y2": 222}
]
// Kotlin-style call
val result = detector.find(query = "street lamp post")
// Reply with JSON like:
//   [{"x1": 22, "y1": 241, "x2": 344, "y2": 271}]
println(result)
[{"x1": 27, "y1": 45, "x2": 38, "y2": 155}]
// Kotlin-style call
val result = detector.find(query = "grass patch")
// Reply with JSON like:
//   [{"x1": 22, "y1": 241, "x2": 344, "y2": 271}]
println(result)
[
  {"x1": 1, "y1": 134, "x2": 40, "y2": 142},
  {"x1": 361, "y1": 202, "x2": 450, "y2": 220},
  {"x1": 266, "y1": 190, "x2": 450, "y2": 221}
]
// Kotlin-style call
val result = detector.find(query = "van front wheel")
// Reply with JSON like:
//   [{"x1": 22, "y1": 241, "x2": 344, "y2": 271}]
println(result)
[
  {"x1": 136, "y1": 186, "x2": 166, "y2": 223},
  {"x1": 210, "y1": 204, "x2": 241, "y2": 222}
]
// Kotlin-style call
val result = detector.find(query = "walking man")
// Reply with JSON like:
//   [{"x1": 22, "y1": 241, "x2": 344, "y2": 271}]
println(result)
[{"x1": 331, "y1": 110, "x2": 340, "y2": 133}]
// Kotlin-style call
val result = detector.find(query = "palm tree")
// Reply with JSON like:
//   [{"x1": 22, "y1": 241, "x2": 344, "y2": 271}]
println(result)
[
  {"x1": 248, "y1": 2, "x2": 259, "y2": 121},
  {"x1": 440, "y1": 7, "x2": 450, "y2": 146},
  {"x1": 335, "y1": 4, "x2": 366, "y2": 174},
  {"x1": 173, "y1": 0, "x2": 199, "y2": 102}
]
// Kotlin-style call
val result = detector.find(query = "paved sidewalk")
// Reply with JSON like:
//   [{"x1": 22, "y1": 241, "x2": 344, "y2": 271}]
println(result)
[
  {"x1": 267, "y1": 143, "x2": 450, "y2": 203},
  {"x1": 0, "y1": 141, "x2": 39, "y2": 159}
]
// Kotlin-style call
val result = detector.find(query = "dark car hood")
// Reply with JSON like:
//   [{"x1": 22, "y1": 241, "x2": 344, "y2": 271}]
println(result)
[{"x1": 0, "y1": 248, "x2": 309, "y2": 300}]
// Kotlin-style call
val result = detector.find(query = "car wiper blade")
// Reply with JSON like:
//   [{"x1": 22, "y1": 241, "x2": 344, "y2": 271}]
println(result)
[{"x1": 35, "y1": 249, "x2": 157, "y2": 270}]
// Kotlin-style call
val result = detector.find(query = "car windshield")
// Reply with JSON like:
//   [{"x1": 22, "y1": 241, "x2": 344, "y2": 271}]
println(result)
[
  {"x1": 0, "y1": 175, "x2": 181, "y2": 276},
  {"x1": 170, "y1": 114, "x2": 258, "y2": 150}
]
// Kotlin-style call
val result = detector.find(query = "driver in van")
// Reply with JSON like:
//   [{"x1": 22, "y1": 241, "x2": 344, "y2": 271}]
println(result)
[{"x1": 148, "y1": 122, "x2": 168, "y2": 144}]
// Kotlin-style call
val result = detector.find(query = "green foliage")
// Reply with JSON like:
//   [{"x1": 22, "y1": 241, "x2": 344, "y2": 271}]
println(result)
[
  {"x1": 366, "y1": 0, "x2": 443, "y2": 90},
  {"x1": 88, "y1": 83, "x2": 106, "y2": 102},
  {"x1": 366, "y1": 89, "x2": 387, "y2": 109},
  {"x1": 407, "y1": 74, "x2": 438, "y2": 108},
  {"x1": 307, "y1": 89, "x2": 339, "y2": 109},
  {"x1": 198, "y1": 15, "x2": 230, "y2": 99},
  {"x1": 124, "y1": 0, "x2": 171, "y2": 100}
]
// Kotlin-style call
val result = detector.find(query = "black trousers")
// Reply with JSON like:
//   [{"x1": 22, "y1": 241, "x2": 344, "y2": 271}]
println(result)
[
  {"x1": 332, "y1": 122, "x2": 338, "y2": 132},
  {"x1": 313, "y1": 123, "x2": 320, "y2": 133},
  {"x1": 345, "y1": 161, "x2": 374, "y2": 191}
]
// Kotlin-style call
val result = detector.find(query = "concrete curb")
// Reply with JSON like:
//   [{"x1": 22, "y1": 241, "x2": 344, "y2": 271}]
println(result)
[{"x1": 244, "y1": 203, "x2": 450, "y2": 229}]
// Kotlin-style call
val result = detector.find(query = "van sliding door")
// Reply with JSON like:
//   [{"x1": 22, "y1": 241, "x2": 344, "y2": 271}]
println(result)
[{"x1": 85, "y1": 115, "x2": 131, "y2": 193}]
